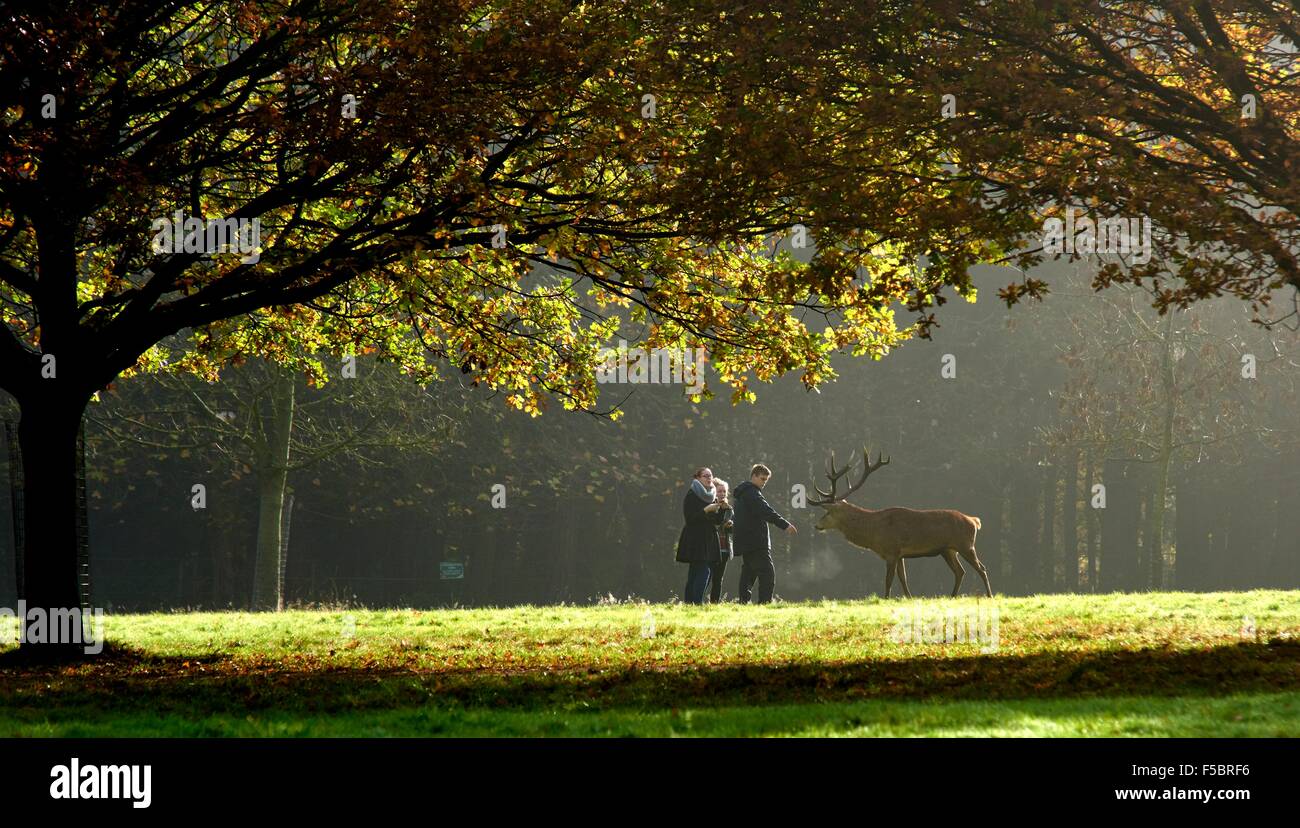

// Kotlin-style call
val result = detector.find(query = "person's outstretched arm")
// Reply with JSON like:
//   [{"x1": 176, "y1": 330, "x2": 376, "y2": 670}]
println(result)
[{"x1": 746, "y1": 487, "x2": 791, "y2": 531}]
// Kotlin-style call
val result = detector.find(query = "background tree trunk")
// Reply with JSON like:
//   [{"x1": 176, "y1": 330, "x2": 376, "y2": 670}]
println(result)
[
  {"x1": 1100, "y1": 459, "x2": 1141, "y2": 592},
  {"x1": 1062, "y1": 449, "x2": 1079, "y2": 592},
  {"x1": 1085, "y1": 452, "x2": 1100, "y2": 592},
  {"x1": 252, "y1": 372, "x2": 295, "y2": 611},
  {"x1": 1041, "y1": 459, "x2": 1058, "y2": 591},
  {"x1": 973, "y1": 470, "x2": 1004, "y2": 594},
  {"x1": 1009, "y1": 464, "x2": 1038, "y2": 595}
]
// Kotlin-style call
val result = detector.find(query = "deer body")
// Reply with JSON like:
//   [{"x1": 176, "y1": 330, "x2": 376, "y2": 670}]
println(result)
[
  {"x1": 815, "y1": 502, "x2": 991, "y2": 598},
  {"x1": 808, "y1": 448, "x2": 993, "y2": 598}
]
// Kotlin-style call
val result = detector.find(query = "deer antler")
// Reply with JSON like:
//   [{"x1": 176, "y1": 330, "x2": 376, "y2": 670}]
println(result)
[
  {"x1": 808, "y1": 446, "x2": 889, "y2": 506},
  {"x1": 812, "y1": 448, "x2": 856, "y2": 501}
]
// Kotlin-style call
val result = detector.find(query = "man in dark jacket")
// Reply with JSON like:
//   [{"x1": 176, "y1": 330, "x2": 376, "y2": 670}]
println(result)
[{"x1": 731, "y1": 463, "x2": 796, "y2": 604}]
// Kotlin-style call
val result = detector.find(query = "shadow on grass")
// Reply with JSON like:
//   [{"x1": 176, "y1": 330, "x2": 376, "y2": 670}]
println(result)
[
  {"x1": 0, "y1": 641, "x2": 151, "y2": 668},
  {"x1": 1, "y1": 637, "x2": 1297, "y2": 717}
]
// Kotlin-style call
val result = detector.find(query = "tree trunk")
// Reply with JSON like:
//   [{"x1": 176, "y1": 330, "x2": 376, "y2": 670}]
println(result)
[
  {"x1": 1268, "y1": 479, "x2": 1291, "y2": 587},
  {"x1": 974, "y1": 472, "x2": 1004, "y2": 592},
  {"x1": 279, "y1": 492, "x2": 294, "y2": 606},
  {"x1": 1085, "y1": 453, "x2": 1099, "y2": 592},
  {"x1": 251, "y1": 371, "x2": 294, "y2": 611},
  {"x1": 1234, "y1": 474, "x2": 1268, "y2": 589},
  {"x1": 1149, "y1": 313, "x2": 1177, "y2": 590},
  {"x1": 205, "y1": 477, "x2": 248, "y2": 608},
  {"x1": 1100, "y1": 459, "x2": 1141, "y2": 592},
  {"x1": 1041, "y1": 459, "x2": 1058, "y2": 591},
  {"x1": 1147, "y1": 468, "x2": 1169, "y2": 589},
  {"x1": 1062, "y1": 449, "x2": 1079, "y2": 592},
  {"x1": 1009, "y1": 462, "x2": 1038, "y2": 595},
  {"x1": 16, "y1": 389, "x2": 92, "y2": 654}
]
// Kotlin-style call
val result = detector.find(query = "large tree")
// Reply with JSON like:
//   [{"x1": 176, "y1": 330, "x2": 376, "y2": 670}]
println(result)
[{"x1": 0, "y1": 0, "x2": 1027, "y2": 646}]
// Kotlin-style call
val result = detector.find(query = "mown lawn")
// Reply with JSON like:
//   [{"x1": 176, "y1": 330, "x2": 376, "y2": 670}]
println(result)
[{"x1": 1, "y1": 590, "x2": 1298, "y2": 737}]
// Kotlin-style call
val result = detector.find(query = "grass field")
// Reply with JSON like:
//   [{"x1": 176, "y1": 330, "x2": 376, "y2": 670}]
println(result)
[{"x1": 2, "y1": 590, "x2": 1298, "y2": 737}]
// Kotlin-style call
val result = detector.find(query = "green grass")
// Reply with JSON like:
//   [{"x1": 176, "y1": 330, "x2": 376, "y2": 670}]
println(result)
[{"x1": 2, "y1": 590, "x2": 1298, "y2": 737}]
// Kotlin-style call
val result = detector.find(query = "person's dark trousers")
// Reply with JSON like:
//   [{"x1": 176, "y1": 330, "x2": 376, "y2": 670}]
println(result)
[
  {"x1": 737, "y1": 554, "x2": 776, "y2": 604},
  {"x1": 708, "y1": 558, "x2": 728, "y2": 603},
  {"x1": 684, "y1": 560, "x2": 712, "y2": 604}
]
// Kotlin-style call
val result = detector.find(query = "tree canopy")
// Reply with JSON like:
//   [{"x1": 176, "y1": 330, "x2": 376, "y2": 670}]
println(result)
[
  {"x1": 1, "y1": 0, "x2": 1029, "y2": 417},
  {"x1": 915, "y1": 0, "x2": 1300, "y2": 318}
]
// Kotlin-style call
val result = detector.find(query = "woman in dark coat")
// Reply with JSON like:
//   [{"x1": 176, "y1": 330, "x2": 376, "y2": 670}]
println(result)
[{"x1": 676, "y1": 467, "x2": 728, "y2": 604}]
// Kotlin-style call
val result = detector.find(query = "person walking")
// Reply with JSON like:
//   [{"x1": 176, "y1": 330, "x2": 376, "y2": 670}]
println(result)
[
  {"x1": 732, "y1": 463, "x2": 796, "y2": 604},
  {"x1": 675, "y1": 467, "x2": 728, "y2": 604}
]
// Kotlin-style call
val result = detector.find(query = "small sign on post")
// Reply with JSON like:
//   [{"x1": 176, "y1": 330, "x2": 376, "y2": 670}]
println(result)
[{"x1": 439, "y1": 562, "x2": 465, "y2": 580}]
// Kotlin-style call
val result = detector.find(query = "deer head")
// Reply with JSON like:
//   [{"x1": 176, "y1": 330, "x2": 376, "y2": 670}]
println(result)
[{"x1": 808, "y1": 446, "x2": 890, "y2": 531}]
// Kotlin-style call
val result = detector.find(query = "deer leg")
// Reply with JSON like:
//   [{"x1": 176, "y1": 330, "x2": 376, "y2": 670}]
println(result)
[
  {"x1": 959, "y1": 546, "x2": 993, "y2": 597},
  {"x1": 896, "y1": 558, "x2": 914, "y2": 598},
  {"x1": 884, "y1": 559, "x2": 896, "y2": 598},
  {"x1": 942, "y1": 549, "x2": 965, "y2": 597}
]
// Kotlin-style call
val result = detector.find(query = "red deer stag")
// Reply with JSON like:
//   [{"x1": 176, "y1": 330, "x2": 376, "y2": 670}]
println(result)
[{"x1": 809, "y1": 448, "x2": 992, "y2": 598}]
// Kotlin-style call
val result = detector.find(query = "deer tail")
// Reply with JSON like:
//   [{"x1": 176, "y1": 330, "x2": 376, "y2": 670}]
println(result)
[{"x1": 971, "y1": 516, "x2": 982, "y2": 530}]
